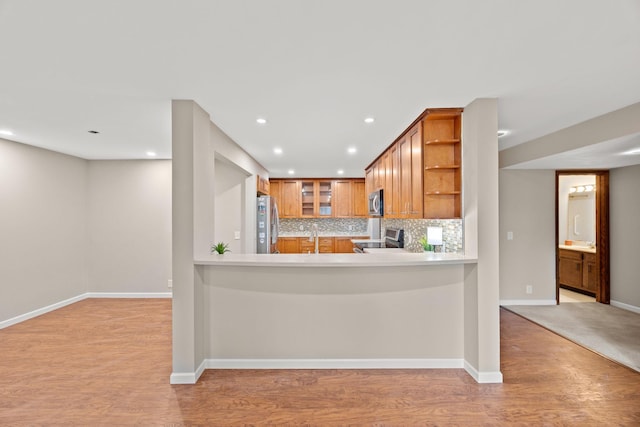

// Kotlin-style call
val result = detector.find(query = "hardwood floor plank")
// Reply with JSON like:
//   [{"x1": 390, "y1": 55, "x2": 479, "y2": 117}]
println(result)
[{"x1": 1, "y1": 299, "x2": 639, "y2": 425}]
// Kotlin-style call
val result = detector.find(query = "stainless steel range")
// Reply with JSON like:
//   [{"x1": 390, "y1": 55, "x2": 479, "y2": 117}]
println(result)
[{"x1": 354, "y1": 227, "x2": 404, "y2": 253}]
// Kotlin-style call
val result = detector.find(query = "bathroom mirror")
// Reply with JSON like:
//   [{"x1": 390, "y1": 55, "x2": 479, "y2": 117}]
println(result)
[{"x1": 558, "y1": 175, "x2": 596, "y2": 247}]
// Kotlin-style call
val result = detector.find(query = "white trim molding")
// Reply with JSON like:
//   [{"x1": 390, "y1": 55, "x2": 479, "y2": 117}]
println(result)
[
  {"x1": 464, "y1": 361, "x2": 503, "y2": 383},
  {"x1": 1, "y1": 292, "x2": 173, "y2": 329},
  {"x1": 170, "y1": 360, "x2": 207, "y2": 385},
  {"x1": 0, "y1": 293, "x2": 86, "y2": 329},
  {"x1": 85, "y1": 292, "x2": 172, "y2": 299},
  {"x1": 205, "y1": 358, "x2": 465, "y2": 370},
  {"x1": 611, "y1": 300, "x2": 640, "y2": 314},
  {"x1": 171, "y1": 358, "x2": 506, "y2": 385},
  {"x1": 500, "y1": 299, "x2": 556, "y2": 306}
]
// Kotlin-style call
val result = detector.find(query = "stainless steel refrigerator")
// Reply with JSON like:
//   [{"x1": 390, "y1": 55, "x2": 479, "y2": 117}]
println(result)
[{"x1": 257, "y1": 196, "x2": 280, "y2": 253}]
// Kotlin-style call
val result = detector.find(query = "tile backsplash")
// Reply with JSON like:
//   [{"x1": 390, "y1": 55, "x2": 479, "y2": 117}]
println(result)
[
  {"x1": 279, "y1": 218, "x2": 369, "y2": 236},
  {"x1": 279, "y1": 217, "x2": 463, "y2": 253},
  {"x1": 383, "y1": 218, "x2": 463, "y2": 253}
]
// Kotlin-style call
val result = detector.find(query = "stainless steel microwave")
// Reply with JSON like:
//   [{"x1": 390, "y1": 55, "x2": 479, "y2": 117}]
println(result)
[{"x1": 368, "y1": 189, "x2": 383, "y2": 216}]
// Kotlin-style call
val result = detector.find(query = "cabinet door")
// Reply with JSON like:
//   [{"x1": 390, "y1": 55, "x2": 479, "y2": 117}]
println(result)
[
  {"x1": 352, "y1": 180, "x2": 367, "y2": 218},
  {"x1": 317, "y1": 180, "x2": 333, "y2": 217},
  {"x1": 277, "y1": 237, "x2": 299, "y2": 254},
  {"x1": 383, "y1": 151, "x2": 394, "y2": 217},
  {"x1": 333, "y1": 180, "x2": 353, "y2": 217},
  {"x1": 300, "y1": 181, "x2": 315, "y2": 217},
  {"x1": 409, "y1": 123, "x2": 423, "y2": 218},
  {"x1": 269, "y1": 180, "x2": 281, "y2": 209},
  {"x1": 583, "y1": 253, "x2": 599, "y2": 292},
  {"x1": 280, "y1": 180, "x2": 300, "y2": 218},
  {"x1": 334, "y1": 237, "x2": 354, "y2": 253},
  {"x1": 365, "y1": 167, "x2": 374, "y2": 196},
  {"x1": 391, "y1": 143, "x2": 400, "y2": 218},
  {"x1": 559, "y1": 249, "x2": 583, "y2": 288},
  {"x1": 399, "y1": 136, "x2": 412, "y2": 217}
]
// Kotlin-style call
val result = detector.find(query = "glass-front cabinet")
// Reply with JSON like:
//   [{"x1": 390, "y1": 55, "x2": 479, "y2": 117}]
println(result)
[
  {"x1": 317, "y1": 180, "x2": 332, "y2": 217},
  {"x1": 300, "y1": 180, "x2": 332, "y2": 217}
]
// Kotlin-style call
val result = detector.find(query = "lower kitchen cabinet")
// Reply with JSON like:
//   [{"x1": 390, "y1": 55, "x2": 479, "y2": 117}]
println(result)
[
  {"x1": 277, "y1": 237, "x2": 299, "y2": 254},
  {"x1": 278, "y1": 236, "x2": 368, "y2": 254},
  {"x1": 558, "y1": 248, "x2": 598, "y2": 295},
  {"x1": 334, "y1": 236, "x2": 365, "y2": 253}
]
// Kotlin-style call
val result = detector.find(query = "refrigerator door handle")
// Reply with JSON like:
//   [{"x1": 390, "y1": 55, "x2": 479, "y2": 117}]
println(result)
[{"x1": 272, "y1": 200, "x2": 280, "y2": 244}]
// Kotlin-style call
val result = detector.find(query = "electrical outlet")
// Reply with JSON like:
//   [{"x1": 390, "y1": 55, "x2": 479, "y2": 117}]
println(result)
[
  {"x1": 234, "y1": 231, "x2": 241, "y2": 240},
  {"x1": 526, "y1": 285, "x2": 532, "y2": 294},
  {"x1": 168, "y1": 279, "x2": 173, "y2": 289},
  {"x1": 507, "y1": 231, "x2": 514, "y2": 241},
  {"x1": 348, "y1": 225, "x2": 353, "y2": 231},
  {"x1": 299, "y1": 225, "x2": 304, "y2": 231}
]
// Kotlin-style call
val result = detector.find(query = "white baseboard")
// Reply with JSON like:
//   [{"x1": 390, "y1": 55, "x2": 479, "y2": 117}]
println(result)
[
  {"x1": 464, "y1": 361, "x2": 503, "y2": 383},
  {"x1": 170, "y1": 360, "x2": 207, "y2": 384},
  {"x1": 85, "y1": 292, "x2": 172, "y2": 299},
  {"x1": 172, "y1": 358, "x2": 503, "y2": 385},
  {"x1": 205, "y1": 358, "x2": 464, "y2": 370},
  {"x1": 0, "y1": 293, "x2": 87, "y2": 329},
  {"x1": 611, "y1": 300, "x2": 640, "y2": 314},
  {"x1": 1, "y1": 291, "x2": 173, "y2": 329},
  {"x1": 500, "y1": 299, "x2": 556, "y2": 306}
]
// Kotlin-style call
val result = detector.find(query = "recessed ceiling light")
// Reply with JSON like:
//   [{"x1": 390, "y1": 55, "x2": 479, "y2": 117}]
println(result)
[
  {"x1": 146, "y1": 151, "x2": 157, "y2": 157},
  {"x1": 347, "y1": 147, "x2": 357, "y2": 154},
  {"x1": 273, "y1": 147, "x2": 283, "y2": 155},
  {"x1": 337, "y1": 169, "x2": 344, "y2": 175},
  {"x1": 0, "y1": 129, "x2": 14, "y2": 136},
  {"x1": 364, "y1": 117, "x2": 375, "y2": 124},
  {"x1": 88, "y1": 130, "x2": 100, "y2": 134},
  {"x1": 287, "y1": 169, "x2": 295, "y2": 175},
  {"x1": 497, "y1": 130, "x2": 509, "y2": 138},
  {"x1": 621, "y1": 147, "x2": 640, "y2": 155},
  {"x1": 256, "y1": 118, "x2": 267, "y2": 125}
]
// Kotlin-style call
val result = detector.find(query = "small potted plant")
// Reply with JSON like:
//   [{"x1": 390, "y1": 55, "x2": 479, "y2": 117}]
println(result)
[
  {"x1": 211, "y1": 242, "x2": 230, "y2": 255},
  {"x1": 418, "y1": 235, "x2": 434, "y2": 252}
]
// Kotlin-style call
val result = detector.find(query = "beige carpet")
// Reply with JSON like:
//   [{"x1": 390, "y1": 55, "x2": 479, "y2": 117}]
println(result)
[{"x1": 503, "y1": 302, "x2": 640, "y2": 373}]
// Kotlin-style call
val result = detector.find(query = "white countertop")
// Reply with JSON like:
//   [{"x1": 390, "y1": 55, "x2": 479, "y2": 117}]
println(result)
[
  {"x1": 351, "y1": 238, "x2": 383, "y2": 244},
  {"x1": 195, "y1": 252, "x2": 476, "y2": 267},
  {"x1": 559, "y1": 244, "x2": 596, "y2": 253},
  {"x1": 363, "y1": 248, "x2": 408, "y2": 254}
]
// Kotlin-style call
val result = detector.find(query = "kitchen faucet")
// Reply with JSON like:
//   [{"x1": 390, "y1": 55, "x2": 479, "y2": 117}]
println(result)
[{"x1": 309, "y1": 223, "x2": 319, "y2": 254}]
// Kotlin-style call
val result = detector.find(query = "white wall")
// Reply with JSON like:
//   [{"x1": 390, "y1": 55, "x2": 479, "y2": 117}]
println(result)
[
  {"x1": 1, "y1": 137, "x2": 174, "y2": 325},
  {"x1": 610, "y1": 164, "x2": 640, "y2": 309},
  {"x1": 0, "y1": 139, "x2": 88, "y2": 322},
  {"x1": 214, "y1": 159, "x2": 247, "y2": 254},
  {"x1": 499, "y1": 170, "x2": 556, "y2": 303},
  {"x1": 87, "y1": 160, "x2": 172, "y2": 293}
]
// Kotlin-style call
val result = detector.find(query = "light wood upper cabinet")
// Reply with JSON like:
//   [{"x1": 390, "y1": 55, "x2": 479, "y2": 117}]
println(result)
[
  {"x1": 364, "y1": 107, "x2": 462, "y2": 219},
  {"x1": 352, "y1": 180, "x2": 367, "y2": 218},
  {"x1": 333, "y1": 180, "x2": 352, "y2": 218},
  {"x1": 269, "y1": 180, "x2": 281, "y2": 208},
  {"x1": 271, "y1": 178, "x2": 364, "y2": 218},
  {"x1": 279, "y1": 180, "x2": 300, "y2": 218},
  {"x1": 334, "y1": 179, "x2": 367, "y2": 218}
]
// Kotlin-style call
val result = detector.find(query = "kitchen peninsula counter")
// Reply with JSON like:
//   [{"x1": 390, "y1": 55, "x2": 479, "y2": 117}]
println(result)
[
  {"x1": 195, "y1": 252, "x2": 475, "y2": 267},
  {"x1": 178, "y1": 252, "x2": 488, "y2": 386}
]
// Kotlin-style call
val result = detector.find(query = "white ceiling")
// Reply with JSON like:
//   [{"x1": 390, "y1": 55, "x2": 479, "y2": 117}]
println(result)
[{"x1": 1, "y1": 0, "x2": 639, "y2": 177}]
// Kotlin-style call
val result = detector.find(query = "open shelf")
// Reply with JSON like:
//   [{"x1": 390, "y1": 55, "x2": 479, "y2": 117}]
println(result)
[
  {"x1": 424, "y1": 138, "x2": 460, "y2": 145},
  {"x1": 425, "y1": 165, "x2": 460, "y2": 170},
  {"x1": 425, "y1": 191, "x2": 461, "y2": 195}
]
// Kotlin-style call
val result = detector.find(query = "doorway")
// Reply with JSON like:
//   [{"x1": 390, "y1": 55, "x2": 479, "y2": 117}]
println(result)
[{"x1": 556, "y1": 171, "x2": 610, "y2": 304}]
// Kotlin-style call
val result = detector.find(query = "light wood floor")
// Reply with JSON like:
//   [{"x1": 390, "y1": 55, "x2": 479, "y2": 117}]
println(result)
[{"x1": 1, "y1": 299, "x2": 639, "y2": 425}]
